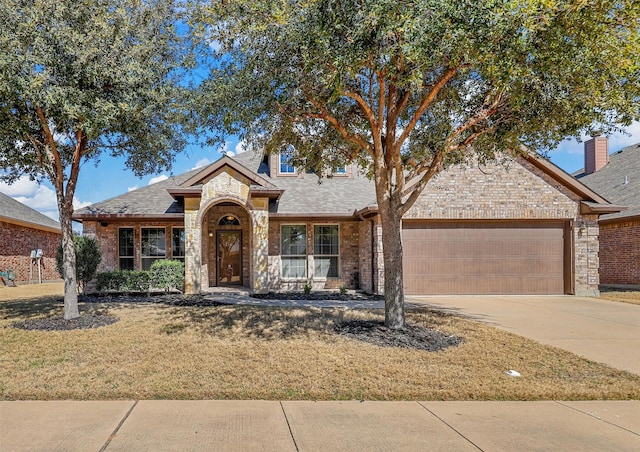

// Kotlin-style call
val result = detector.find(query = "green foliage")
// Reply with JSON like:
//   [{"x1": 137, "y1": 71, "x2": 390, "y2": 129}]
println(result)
[
  {"x1": 339, "y1": 285, "x2": 347, "y2": 296},
  {"x1": 303, "y1": 283, "x2": 312, "y2": 295},
  {"x1": 150, "y1": 260, "x2": 185, "y2": 293},
  {"x1": 198, "y1": 0, "x2": 639, "y2": 181},
  {"x1": 96, "y1": 270, "x2": 151, "y2": 294},
  {"x1": 56, "y1": 236, "x2": 101, "y2": 294},
  {"x1": 0, "y1": 0, "x2": 197, "y2": 317},
  {"x1": 197, "y1": 0, "x2": 640, "y2": 328}
]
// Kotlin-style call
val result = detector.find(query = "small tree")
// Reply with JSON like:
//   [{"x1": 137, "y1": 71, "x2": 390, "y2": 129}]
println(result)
[{"x1": 56, "y1": 236, "x2": 101, "y2": 295}]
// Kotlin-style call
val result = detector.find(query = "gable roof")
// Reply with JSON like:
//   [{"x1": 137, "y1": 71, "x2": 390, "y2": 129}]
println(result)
[
  {"x1": 73, "y1": 167, "x2": 202, "y2": 220},
  {"x1": 576, "y1": 143, "x2": 640, "y2": 222},
  {"x1": 231, "y1": 151, "x2": 377, "y2": 216},
  {"x1": 0, "y1": 191, "x2": 61, "y2": 233},
  {"x1": 73, "y1": 147, "x2": 621, "y2": 221}
]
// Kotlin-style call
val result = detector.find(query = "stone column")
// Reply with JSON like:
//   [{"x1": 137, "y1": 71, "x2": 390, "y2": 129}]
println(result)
[
  {"x1": 184, "y1": 207, "x2": 201, "y2": 294},
  {"x1": 251, "y1": 209, "x2": 269, "y2": 293}
]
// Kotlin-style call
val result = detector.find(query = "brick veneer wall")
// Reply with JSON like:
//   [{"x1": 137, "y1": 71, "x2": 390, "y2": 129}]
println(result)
[
  {"x1": 397, "y1": 156, "x2": 600, "y2": 296},
  {"x1": 83, "y1": 219, "x2": 185, "y2": 272},
  {"x1": 599, "y1": 218, "x2": 640, "y2": 285},
  {"x1": 0, "y1": 220, "x2": 61, "y2": 282},
  {"x1": 268, "y1": 218, "x2": 362, "y2": 290}
]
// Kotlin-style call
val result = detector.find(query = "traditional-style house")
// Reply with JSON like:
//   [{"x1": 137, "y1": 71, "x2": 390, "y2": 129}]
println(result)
[
  {"x1": 575, "y1": 137, "x2": 639, "y2": 286},
  {"x1": 0, "y1": 192, "x2": 62, "y2": 283},
  {"x1": 74, "y1": 149, "x2": 620, "y2": 296}
]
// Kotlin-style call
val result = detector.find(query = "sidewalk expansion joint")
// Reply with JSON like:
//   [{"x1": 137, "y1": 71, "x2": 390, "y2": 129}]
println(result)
[
  {"x1": 554, "y1": 401, "x2": 640, "y2": 437},
  {"x1": 416, "y1": 401, "x2": 484, "y2": 451},
  {"x1": 279, "y1": 401, "x2": 300, "y2": 452},
  {"x1": 99, "y1": 400, "x2": 139, "y2": 451}
]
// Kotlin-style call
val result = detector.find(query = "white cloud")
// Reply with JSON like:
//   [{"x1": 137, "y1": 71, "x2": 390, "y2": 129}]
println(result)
[
  {"x1": 235, "y1": 140, "x2": 248, "y2": 154},
  {"x1": 192, "y1": 158, "x2": 212, "y2": 170},
  {"x1": 609, "y1": 121, "x2": 640, "y2": 151},
  {"x1": 1, "y1": 176, "x2": 92, "y2": 226},
  {"x1": 13, "y1": 184, "x2": 58, "y2": 212},
  {"x1": 0, "y1": 176, "x2": 40, "y2": 197},
  {"x1": 73, "y1": 197, "x2": 92, "y2": 210},
  {"x1": 148, "y1": 174, "x2": 169, "y2": 185},
  {"x1": 128, "y1": 185, "x2": 139, "y2": 192},
  {"x1": 219, "y1": 141, "x2": 234, "y2": 156}
]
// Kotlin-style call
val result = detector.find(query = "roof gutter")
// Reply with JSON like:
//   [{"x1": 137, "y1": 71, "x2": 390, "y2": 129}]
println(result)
[{"x1": 0, "y1": 216, "x2": 61, "y2": 234}]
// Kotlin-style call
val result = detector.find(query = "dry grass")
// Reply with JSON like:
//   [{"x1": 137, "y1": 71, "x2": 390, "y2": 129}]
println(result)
[
  {"x1": 599, "y1": 290, "x2": 640, "y2": 305},
  {"x1": 1, "y1": 295, "x2": 639, "y2": 401}
]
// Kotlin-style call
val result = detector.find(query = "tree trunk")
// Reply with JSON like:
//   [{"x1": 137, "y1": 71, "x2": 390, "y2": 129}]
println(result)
[
  {"x1": 379, "y1": 204, "x2": 406, "y2": 329},
  {"x1": 59, "y1": 202, "x2": 79, "y2": 320}
]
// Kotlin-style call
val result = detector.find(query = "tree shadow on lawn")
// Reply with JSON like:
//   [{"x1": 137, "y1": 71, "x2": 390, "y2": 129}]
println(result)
[
  {"x1": 163, "y1": 305, "x2": 463, "y2": 351},
  {"x1": 0, "y1": 296, "x2": 64, "y2": 320}
]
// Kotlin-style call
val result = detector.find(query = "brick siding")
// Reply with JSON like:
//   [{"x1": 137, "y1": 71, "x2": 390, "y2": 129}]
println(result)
[
  {"x1": 599, "y1": 219, "x2": 640, "y2": 285},
  {"x1": 268, "y1": 218, "x2": 362, "y2": 291},
  {"x1": 0, "y1": 220, "x2": 61, "y2": 283}
]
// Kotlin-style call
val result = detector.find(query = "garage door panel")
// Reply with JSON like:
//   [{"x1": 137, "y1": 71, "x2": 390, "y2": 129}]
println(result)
[{"x1": 402, "y1": 222, "x2": 566, "y2": 295}]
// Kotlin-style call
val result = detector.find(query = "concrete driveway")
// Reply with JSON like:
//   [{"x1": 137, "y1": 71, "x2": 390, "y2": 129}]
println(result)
[{"x1": 407, "y1": 295, "x2": 640, "y2": 375}]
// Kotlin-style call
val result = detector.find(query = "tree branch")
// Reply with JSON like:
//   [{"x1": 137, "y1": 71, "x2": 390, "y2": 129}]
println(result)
[
  {"x1": 397, "y1": 65, "x2": 466, "y2": 147},
  {"x1": 304, "y1": 98, "x2": 373, "y2": 157}
]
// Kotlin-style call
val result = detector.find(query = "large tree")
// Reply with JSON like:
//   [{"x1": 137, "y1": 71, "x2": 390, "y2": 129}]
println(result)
[
  {"x1": 0, "y1": 0, "x2": 194, "y2": 319},
  {"x1": 198, "y1": 0, "x2": 639, "y2": 328}
]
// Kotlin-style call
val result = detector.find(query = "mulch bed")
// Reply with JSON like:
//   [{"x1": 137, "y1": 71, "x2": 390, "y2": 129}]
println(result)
[
  {"x1": 79, "y1": 293, "x2": 230, "y2": 307},
  {"x1": 334, "y1": 320, "x2": 462, "y2": 352},
  {"x1": 252, "y1": 291, "x2": 384, "y2": 301},
  {"x1": 13, "y1": 314, "x2": 118, "y2": 331}
]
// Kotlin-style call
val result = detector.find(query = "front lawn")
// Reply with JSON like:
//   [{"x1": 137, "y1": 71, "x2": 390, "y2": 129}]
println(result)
[{"x1": 1, "y1": 295, "x2": 639, "y2": 401}]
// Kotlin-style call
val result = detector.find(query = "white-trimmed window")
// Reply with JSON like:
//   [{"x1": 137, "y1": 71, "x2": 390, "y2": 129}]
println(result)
[
  {"x1": 118, "y1": 227, "x2": 134, "y2": 270},
  {"x1": 141, "y1": 227, "x2": 166, "y2": 270},
  {"x1": 334, "y1": 166, "x2": 346, "y2": 174},
  {"x1": 314, "y1": 225, "x2": 339, "y2": 278},
  {"x1": 281, "y1": 224, "x2": 306, "y2": 278},
  {"x1": 171, "y1": 227, "x2": 185, "y2": 261},
  {"x1": 279, "y1": 150, "x2": 296, "y2": 174}
]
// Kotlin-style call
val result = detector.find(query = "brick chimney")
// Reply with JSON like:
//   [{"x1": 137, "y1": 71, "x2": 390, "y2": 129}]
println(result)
[{"x1": 584, "y1": 135, "x2": 609, "y2": 175}]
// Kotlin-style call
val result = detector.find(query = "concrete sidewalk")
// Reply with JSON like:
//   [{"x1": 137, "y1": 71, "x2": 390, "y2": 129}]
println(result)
[
  {"x1": 407, "y1": 295, "x2": 640, "y2": 375},
  {"x1": 1, "y1": 400, "x2": 639, "y2": 451}
]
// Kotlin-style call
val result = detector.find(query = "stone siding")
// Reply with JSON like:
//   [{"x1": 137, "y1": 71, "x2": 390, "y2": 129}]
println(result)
[
  {"x1": 599, "y1": 218, "x2": 640, "y2": 285},
  {"x1": 0, "y1": 220, "x2": 61, "y2": 283}
]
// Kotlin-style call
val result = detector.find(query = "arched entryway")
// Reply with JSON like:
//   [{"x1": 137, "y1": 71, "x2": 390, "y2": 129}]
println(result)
[{"x1": 202, "y1": 202, "x2": 252, "y2": 288}]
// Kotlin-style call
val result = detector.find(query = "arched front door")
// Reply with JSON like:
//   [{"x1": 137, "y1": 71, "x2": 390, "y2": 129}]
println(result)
[{"x1": 216, "y1": 229, "x2": 242, "y2": 285}]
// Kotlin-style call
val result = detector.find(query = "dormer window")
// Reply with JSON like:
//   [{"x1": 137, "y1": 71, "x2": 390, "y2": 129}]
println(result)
[{"x1": 279, "y1": 150, "x2": 296, "y2": 174}]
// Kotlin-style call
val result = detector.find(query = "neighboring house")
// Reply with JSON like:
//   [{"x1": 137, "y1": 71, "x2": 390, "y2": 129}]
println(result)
[
  {"x1": 575, "y1": 137, "x2": 639, "y2": 286},
  {"x1": 74, "y1": 149, "x2": 619, "y2": 296},
  {"x1": 0, "y1": 192, "x2": 62, "y2": 283}
]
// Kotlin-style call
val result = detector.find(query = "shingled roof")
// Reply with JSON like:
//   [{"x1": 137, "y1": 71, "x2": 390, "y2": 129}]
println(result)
[
  {"x1": 0, "y1": 191, "x2": 61, "y2": 233},
  {"x1": 576, "y1": 143, "x2": 640, "y2": 222},
  {"x1": 74, "y1": 151, "x2": 377, "y2": 219}
]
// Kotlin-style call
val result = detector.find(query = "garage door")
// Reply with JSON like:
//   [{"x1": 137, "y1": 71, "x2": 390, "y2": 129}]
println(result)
[{"x1": 402, "y1": 221, "x2": 566, "y2": 295}]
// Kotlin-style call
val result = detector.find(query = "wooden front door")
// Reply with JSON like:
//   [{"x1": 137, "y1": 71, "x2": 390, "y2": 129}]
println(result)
[{"x1": 216, "y1": 230, "x2": 242, "y2": 286}]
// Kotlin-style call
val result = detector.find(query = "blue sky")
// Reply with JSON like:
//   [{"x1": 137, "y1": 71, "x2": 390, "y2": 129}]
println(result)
[{"x1": 0, "y1": 122, "x2": 638, "y2": 226}]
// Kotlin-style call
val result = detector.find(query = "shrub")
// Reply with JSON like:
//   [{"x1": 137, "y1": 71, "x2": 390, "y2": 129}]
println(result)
[
  {"x1": 303, "y1": 283, "x2": 312, "y2": 295},
  {"x1": 150, "y1": 260, "x2": 185, "y2": 293},
  {"x1": 96, "y1": 270, "x2": 151, "y2": 294},
  {"x1": 56, "y1": 235, "x2": 102, "y2": 294},
  {"x1": 339, "y1": 285, "x2": 347, "y2": 295}
]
